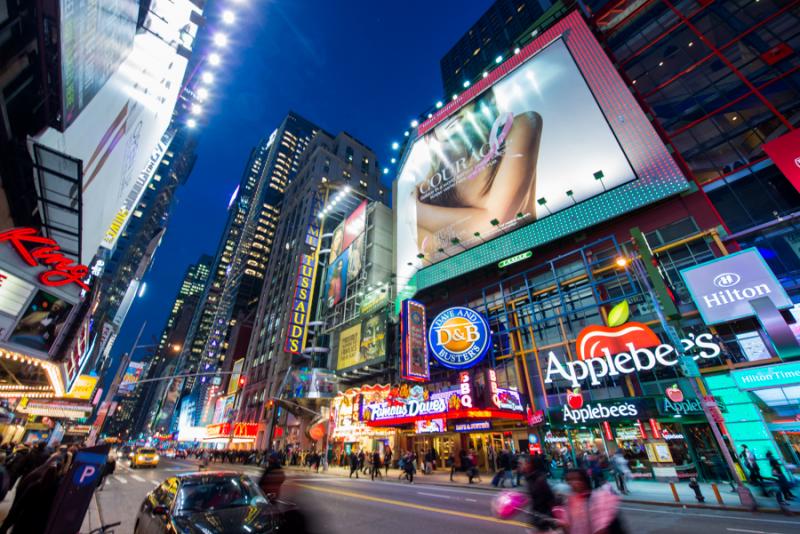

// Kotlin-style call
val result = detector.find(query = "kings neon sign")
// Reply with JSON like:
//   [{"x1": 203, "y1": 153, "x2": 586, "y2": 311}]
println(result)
[{"x1": 0, "y1": 228, "x2": 89, "y2": 290}]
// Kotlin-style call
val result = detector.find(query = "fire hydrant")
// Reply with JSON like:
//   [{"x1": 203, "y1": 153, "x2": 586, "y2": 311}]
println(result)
[{"x1": 688, "y1": 477, "x2": 705, "y2": 503}]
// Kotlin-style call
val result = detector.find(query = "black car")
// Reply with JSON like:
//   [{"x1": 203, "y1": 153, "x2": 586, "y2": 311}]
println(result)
[{"x1": 134, "y1": 471, "x2": 291, "y2": 534}]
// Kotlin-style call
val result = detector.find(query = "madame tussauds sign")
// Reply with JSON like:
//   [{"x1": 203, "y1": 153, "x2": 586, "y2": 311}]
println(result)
[{"x1": 544, "y1": 302, "x2": 721, "y2": 388}]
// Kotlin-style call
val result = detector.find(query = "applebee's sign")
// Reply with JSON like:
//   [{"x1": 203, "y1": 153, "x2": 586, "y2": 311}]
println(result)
[
  {"x1": 544, "y1": 301, "x2": 720, "y2": 388},
  {"x1": 561, "y1": 400, "x2": 640, "y2": 424}
]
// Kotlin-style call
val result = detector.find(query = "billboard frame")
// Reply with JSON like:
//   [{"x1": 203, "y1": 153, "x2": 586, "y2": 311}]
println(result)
[{"x1": 395, "y1": 10, "x2": 688, "y2": 297}]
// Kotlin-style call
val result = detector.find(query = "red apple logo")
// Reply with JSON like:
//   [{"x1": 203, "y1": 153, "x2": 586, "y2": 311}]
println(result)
[
  {"x1": 576, "y1": 300, "x2": 660, "y2": 360},
  {"x1": 566, "y1": 388, "x2": 583, "y2": 409},
  {"x1": 666, "y1": 384, "x2": 684, "y2": 403}
]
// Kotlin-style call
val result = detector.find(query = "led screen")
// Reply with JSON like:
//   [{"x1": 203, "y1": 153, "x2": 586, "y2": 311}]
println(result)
[{"x1": 394, "y1": 11, "x2": 688, "y2": 296}]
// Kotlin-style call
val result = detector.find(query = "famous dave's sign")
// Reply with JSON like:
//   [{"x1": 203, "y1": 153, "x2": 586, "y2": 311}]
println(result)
[
  {"x1": 284, "y1": 254, "x2": 318, "y2": 354},
  {"x1": 428, "y1": 306, "x2": 490, "y2": 370},
  {"x1": 680, "y1": 248, "x2": 792, "y2": 325},
  {"x1": 0, "y1": 228, "x2": 90, "y2": 291},
  {"x1": 544, "y1": 300, "x2": 721, "y2": 388}
]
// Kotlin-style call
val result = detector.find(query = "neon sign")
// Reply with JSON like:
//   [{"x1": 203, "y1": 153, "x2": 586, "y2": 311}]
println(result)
[
  {"x1": 487, "y1": 369, "x2": 524, "y2": 412},
  {"x1": 428, "y1": 307, "x2": 490, "y2": 369},
  {"x1": 284, "y1": 254, "x2": 318, "y2": 354},
  {"x1": 0, "y1": 228, "x2": 89, "y2": 290}
]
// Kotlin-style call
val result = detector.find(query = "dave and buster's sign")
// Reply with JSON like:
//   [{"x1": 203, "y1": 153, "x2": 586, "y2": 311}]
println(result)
[{"x1": 428, "y1": 306, "x2": 490, "y2": 370}]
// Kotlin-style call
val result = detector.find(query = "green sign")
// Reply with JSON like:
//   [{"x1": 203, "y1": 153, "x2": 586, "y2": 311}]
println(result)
[
  {"x1": 498, "y1": 251, "x2": 532, "y2": 269},
  {"x1": 360, "y1": 288, "x2": 389, "y2": 315},
  {"x1": 732, "y1": 361, "x2": 800, "y2": 390}
]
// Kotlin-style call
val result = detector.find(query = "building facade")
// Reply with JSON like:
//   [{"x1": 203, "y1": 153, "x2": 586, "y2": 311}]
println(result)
[
  {"x1": 238, "y1": 128, "x2": 388, "y2": 449},
  {"x1": 328, "y1": 1, "x2": 800, "y2": 486}
]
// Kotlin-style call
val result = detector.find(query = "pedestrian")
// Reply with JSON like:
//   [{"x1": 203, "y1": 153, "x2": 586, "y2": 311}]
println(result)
[
  {"x1": 524, "y1": 455, "x2": 557, "y2": 532},
  {"x1": 0, "y1": 453, "x2": 9, "y2": 503},
  {"x1": 384, "y1": 446, "x2": 392, "y2": 476},
  {"x1": 258, "y1": 453, "x2": 286, "y2": 499},
  {"x1": 371, "y1": 450, "x2": 383, "y2": 480},
  {"x1": 448, "y1": 451, "x2": 457, "y2": 482},
  {"x1": 766, "y1": 452, "x2": 794, "y2": 501},
  {"x1": 611, "y1": 449, "x2": 631, "y2": 494},
  {"x1": 424, "y1": 449, "x2": 433, "y2": 475},
  {"x1": 403, "y1": 452, "x2": 416, "y2": 483},
  {"x1": 349, "y1": 451, "x2": 360, "y2": 479},
  {"x1": 559, "y1": 468, "x2": 626, "y2": 534},
  {"x1": 358, "y1": 449, "x2": 367, "y2": 474},
  {"x1": 466, "y1": 449, "x2": 479, "y2": 484}
]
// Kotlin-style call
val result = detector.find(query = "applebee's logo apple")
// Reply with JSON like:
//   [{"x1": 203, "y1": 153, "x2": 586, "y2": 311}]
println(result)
[
  {"x1": 665, "y1": 384, "x2": 684, "y2": 402},
  {"x1": 576, "y1": 300, "x2": 660, "y2": 360},
  {"x1": 566, "y1": 388, "x2": 583, "y2": 409}
]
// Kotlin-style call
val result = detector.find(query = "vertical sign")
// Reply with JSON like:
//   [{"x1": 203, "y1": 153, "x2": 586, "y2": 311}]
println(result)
[
  {"x1": 284, "y1": 254, "x2": 318, "y2": 354},
  {"x1": 763, "y1": 129, "x2": 800, "y2": 193},
  {"x1": 400, "y1": 299, "x2": 429, "y2": 382}
]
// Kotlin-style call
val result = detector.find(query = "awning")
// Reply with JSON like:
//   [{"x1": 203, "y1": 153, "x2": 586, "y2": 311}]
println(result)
[{"x1": 16, "y1": 399, "x2": 92, "y2": 420}]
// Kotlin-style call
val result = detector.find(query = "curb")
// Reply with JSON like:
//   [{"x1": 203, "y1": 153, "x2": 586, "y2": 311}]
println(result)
[{"x1": 282, "y1": 466, "x2": 792, "y2": 515}]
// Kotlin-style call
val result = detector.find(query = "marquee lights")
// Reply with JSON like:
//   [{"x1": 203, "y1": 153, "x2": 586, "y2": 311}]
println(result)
[{"x1": 0, "y1": 348, "x2": 64, "y2": 397}]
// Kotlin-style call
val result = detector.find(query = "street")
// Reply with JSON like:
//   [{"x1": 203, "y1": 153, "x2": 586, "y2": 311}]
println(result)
[{"x1": 82, "y1": 458, "x2": 800, "y2": 533}]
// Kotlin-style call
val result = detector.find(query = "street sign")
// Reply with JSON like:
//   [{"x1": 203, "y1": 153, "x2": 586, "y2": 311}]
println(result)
[{"x1": 44, "y1": 444, "x2": 109, "y2": 534}]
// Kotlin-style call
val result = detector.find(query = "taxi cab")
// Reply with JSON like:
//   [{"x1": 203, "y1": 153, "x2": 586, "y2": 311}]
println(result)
[{"x1": 131, "y1": 447, "x2": 160, "y2": 468}]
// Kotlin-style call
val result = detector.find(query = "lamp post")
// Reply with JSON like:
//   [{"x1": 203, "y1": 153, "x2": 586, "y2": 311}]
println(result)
[{"x1": 618, "y1": 254, "x2": 756, "y2": 509}]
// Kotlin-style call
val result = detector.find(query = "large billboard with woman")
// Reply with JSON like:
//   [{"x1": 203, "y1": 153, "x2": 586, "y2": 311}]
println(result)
[{"x1": 395, "y1": 11, "x2": 688, "y2": 294}]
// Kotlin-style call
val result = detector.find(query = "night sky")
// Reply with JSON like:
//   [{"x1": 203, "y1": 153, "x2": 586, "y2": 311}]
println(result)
[{"x1": 114, "y1": 0, "x2": 492, "y2": 361}]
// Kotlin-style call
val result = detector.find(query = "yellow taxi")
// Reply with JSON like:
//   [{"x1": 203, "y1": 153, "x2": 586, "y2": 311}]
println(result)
[{"x1": 130, "y1": 447, "x2": 160, "y2": 468}]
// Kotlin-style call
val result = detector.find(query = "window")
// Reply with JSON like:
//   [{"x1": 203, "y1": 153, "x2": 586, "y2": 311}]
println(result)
[{"x1": 345, "y1": 146, "x2": 354, "y2": 162}]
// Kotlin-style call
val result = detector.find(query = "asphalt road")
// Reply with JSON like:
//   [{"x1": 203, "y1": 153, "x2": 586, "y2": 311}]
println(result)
[{"x1": 86, "y1": 458, "x2": 800, "y2": 534}]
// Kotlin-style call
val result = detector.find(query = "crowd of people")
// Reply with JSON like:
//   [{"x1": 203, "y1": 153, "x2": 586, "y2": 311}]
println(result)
[{"x1": 0, "y1": 441, "x2": 83, "y2": 533}]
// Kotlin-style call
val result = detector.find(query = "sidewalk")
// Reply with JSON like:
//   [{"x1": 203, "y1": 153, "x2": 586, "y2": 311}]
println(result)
[{"x1": 285, "y1": 464, "x2": 795, "y2": 513}]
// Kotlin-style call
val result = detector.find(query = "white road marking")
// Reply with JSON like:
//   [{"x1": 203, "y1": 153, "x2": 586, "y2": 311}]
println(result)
[
  {"x1": 465, "y1": 498, "x2": 477, "y2": 503},
  {"x1": 113, "y1": 476, "x2": 127, "y2": 484},
  {"x1": 131, "y1": 475, "x2": 147, "y2": 483},
  {"x1": 417, "y1": 492, "x2": 453, "y2": 500},
  {"x1": 151, "y1": 480, "x2": 160, "y2": 486},
  {"x1": 727, "y1": 529, "x2": 786, "y2": 534},
  {"x1": 620, "y1": 506, "x2": 800, "y2": 525}
]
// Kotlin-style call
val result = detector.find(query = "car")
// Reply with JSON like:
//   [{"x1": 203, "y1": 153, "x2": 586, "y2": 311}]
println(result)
[
  {"x1": 120, "y1": 445, "x2": 133, "y2": 459},
  {"x1": 134, "y1": 472, "x2": 292, "y2": 534},
  {"x1": 131, "y1": 447, "x2": 160, "y2": 468},
  {"x1": 164, "y1": 448, "x2": 177, "y2": 459}
]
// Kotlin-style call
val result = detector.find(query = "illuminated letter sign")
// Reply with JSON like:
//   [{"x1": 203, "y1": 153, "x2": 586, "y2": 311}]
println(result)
[
  {"x1": 400, "y1": 299, "x2": 429, "y2": 381},
  {"x1": 427, "y1": 306, "x2": 490, "y2": 370},
  {"x1": 284, "y1": 254, "x2": 318, "y2": 354},
  {"x1": 0, "y1": 228, "x2": 90, "y2": 290},
  {"x1": 681, "y1": 248, "x2": 792, "y2": 325}
]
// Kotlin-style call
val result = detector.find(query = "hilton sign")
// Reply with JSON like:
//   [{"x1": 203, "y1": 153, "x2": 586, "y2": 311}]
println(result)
[{"x1": 681, "y1": 248, "x2": 792, "y2": 325}]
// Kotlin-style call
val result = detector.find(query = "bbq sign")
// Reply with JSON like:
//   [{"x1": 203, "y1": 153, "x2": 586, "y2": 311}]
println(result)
[{"x1": 428, "y1": 307, "x2": 490, "y2": 370}]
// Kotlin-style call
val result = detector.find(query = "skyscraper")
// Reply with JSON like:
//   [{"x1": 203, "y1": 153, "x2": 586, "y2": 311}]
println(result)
[
  {"x1": 166, "y1": 113, "x2": 321, "y2": 430},
  {"x1": 439, "y1": 0, "x2": 554, "y2": 97},
  {"x1": 126, "y1": 255, "x2": 214, "y2": 437},
  {"x1": 238, "y1": 128, "x2": 387, "y2": 449}
]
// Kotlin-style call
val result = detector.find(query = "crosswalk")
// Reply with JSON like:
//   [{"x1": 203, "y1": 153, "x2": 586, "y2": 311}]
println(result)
[{"x1": 105, "y1": 475, "x2": 159, "y2": 486}]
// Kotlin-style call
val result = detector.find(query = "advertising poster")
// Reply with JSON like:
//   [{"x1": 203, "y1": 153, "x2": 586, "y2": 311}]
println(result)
[
  {"x1": 330, "y1": 224, "x2": 345, "y2": 260},
  {"x1": 66, "y1": 375, "x2": 98, "y2": 400},
  {"x1": 341, "y1": 200, "x2": 367, "y2": 251},
  {"x1": 337, "y1": 323, "x2": 362, "y2": 370},
  {"x1": 401, "y1": 299, "x2": 430, "y2": 381},
  {"x1": 119, "y1": 362, "x2": 145, "y2": 393},
  {"x1": 360, "y1": 314, "x2": 386, "y2": 361},
  {"x1": 9, "y1": 290, "x2": 73, "y2": 352},
  {"x1": 396, "y1": 38, "x2": 636, "y2": 272},
  {"x1": 347, "y1": 234, "x2": 365, "y2": 283},
  {"x1": 324, "y1": 248, "x2": 350, "y2": 308}
]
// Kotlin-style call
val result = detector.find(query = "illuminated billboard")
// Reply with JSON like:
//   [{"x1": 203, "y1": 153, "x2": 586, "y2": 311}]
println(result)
[
  {"x1": 59, "y1": 0, "x2": 138, "y2": 127},
  {"x1": 324, "y1": 200, "x2": 367, "y2": 308},
  {"x1": 395, "y1": 11, "x2": 688, "y2": 294},
  {"x1": 33, "y1": 30, "x2": 190, "y2": 264}
]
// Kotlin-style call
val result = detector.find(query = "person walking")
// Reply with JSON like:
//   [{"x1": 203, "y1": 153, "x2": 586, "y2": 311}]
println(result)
[
  {"x1": 358, "y1": 449, "x2": 367, "y2": 475},
  {"x1": 384, "y1": 446, "x2": 392, "y2": 476},
  {"x1": 766, "y1": 451, "x2": 794, "y2": 501},
  {"x1": 403, "y1": 451, "x2": 416, "y2": 483},
  {"x1": 349, "y1": 451, "x2": 360, "y2": 479},
  {"x1": 559, "y1": 469, "x2": 626, "y2": 534},
  {"x1": 371, "y1": 450, "x2": 383, "y2": 480},
  {"x1": 258, "y1": 453, "x2": 286, "y2": 499},
  {"x1": 524, "y1": 455, "x2": 557, "y2": 532},
  {"x1": 611, "y1": 449, "x2": 631, "y2": 494},
  {"x1": 448, "y1": 451, "x2": 457, "y2": 482}
]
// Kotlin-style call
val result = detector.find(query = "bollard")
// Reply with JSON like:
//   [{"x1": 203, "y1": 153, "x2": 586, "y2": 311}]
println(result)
[
  {"x1": 669, "y1": 482, "x2": 681, "y2": 502},
  {"x1": 711, "y1": 483, "x2": 723, "y2": 505},
  {"x1": 688, "y1": 478, "x2": 705, "y2": 503}
]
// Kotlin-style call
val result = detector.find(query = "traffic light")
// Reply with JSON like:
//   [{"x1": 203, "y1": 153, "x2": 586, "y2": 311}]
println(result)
[
  {"x1": 266, "y1": 399, "x2": 274, "y2": 410},
  {"x1": 238, "y1": 376, "x2": 245, "y2": 388}
]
